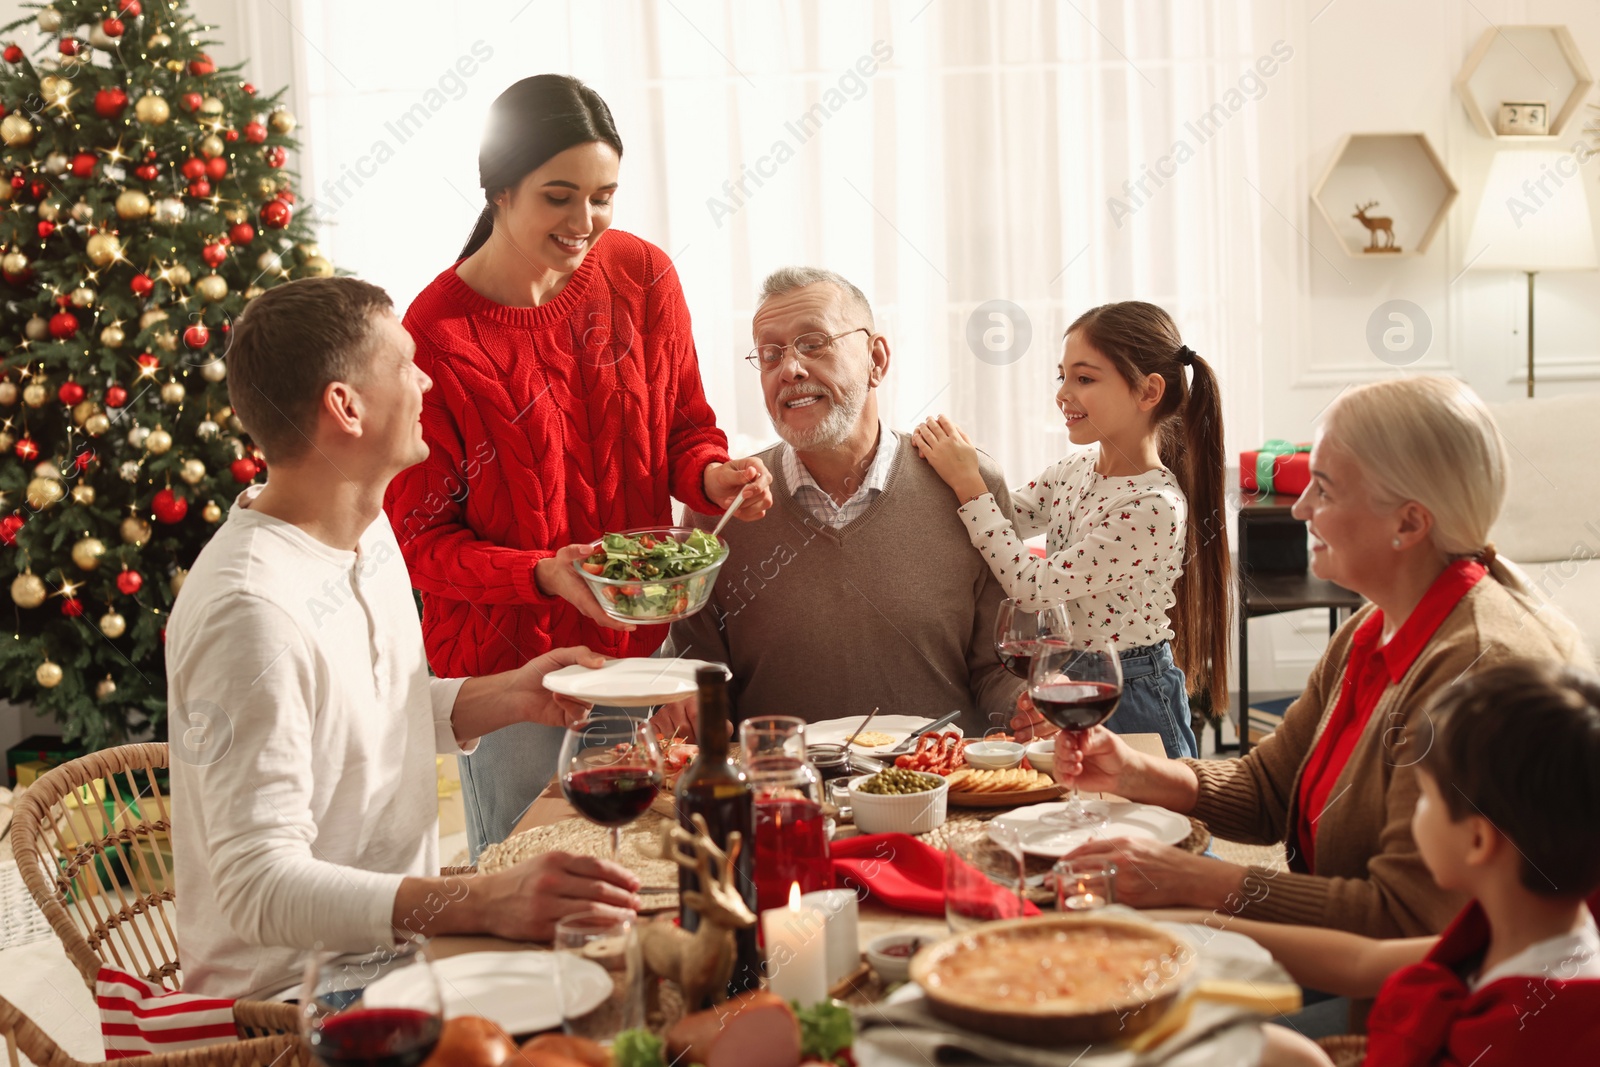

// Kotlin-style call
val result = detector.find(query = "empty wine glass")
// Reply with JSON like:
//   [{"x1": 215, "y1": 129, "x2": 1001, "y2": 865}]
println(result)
[
  {"x1": 559, "y1": 711, "x2": 664, "y2": 859},
  {"x1": 1029, "y1": 636, "x2": 1123, "y2": 830},
  {"x1": 301, "y1": 938, "x2": 442, "y2": 1067},
  {"x1": 994, "y1": 599, "x2": 1072, "y2": 682}
]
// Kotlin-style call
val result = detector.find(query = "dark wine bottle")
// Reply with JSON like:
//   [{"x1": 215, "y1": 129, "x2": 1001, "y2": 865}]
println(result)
[{"x1": 674, "y1": 665, "x2": 762, "y2": 1002}]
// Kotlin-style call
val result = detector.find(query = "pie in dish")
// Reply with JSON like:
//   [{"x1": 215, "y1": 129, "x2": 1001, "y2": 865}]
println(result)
[{"x1": 909, "y1": 914, "x2": 1197, "y2": 1044}]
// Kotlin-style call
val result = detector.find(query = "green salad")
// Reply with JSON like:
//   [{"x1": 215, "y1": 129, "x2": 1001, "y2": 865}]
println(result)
[{"x1": 579, "y1": 530, "x2": 725, "y2": 619}]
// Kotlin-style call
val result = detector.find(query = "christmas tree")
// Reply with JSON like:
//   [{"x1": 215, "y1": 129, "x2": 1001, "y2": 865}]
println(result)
[{"x1": 0, "y1": 0, "x2": 331, "y2": 747}]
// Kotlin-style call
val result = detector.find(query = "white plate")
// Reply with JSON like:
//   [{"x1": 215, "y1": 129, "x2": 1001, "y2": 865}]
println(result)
[
  {"x1": 364, "y1": 951, "x2": 610, "y2": 1036},
  {"x1": 804, "y1": 715, "x2": 964, "y2": 755},
  {"x1": 543, "y1": 657, "x2": 716, "y2": 708},
  {"x1": 989, "y1": 800, "x2": 1193, "y2": 858}
]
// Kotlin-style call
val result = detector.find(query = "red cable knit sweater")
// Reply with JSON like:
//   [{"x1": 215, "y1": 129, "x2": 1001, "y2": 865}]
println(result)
[{"x1": 383, "y1": 229, "x2": 731, "y2": 676}]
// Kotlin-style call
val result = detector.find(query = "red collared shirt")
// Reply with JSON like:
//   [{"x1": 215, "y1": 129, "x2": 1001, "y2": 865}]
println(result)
[{"x1": 1294, "y1": 559, "x2": 1486, "y2": 872}]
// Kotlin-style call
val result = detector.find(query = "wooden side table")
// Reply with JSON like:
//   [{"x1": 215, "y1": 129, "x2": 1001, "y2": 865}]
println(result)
[{"x1": 1231, "y1": 492, "x2": 1363, "y2": 754}]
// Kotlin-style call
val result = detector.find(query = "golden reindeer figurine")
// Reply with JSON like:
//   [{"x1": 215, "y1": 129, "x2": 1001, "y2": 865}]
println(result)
[
  {"x1": 637, "y1": 813, "x2": 756, "y2": 1011},
  {"x1": 1353, "y1": 201, "x2": 1400, "y2": 253}
]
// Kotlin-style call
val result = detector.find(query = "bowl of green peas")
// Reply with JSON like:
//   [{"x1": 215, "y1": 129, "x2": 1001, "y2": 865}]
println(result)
[{"x1": 846, "y1": 768, "x2": 949, "y2": 834}]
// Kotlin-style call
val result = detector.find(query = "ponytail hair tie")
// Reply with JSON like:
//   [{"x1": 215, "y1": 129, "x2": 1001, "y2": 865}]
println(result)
[
  {"x1": 1175, "y1": 345, "x2": 1196, "y2": 367},
  {"x1": 1477, "y1": 542, "x2": 1498, "y2": 570}
]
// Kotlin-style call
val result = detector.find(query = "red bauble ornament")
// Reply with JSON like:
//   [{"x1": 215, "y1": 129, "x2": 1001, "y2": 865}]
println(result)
[
  {"x1": 94, "y1": 87, "x2": 128, "y2": 117},
  {"x1": 101, "y1": 17, "x2": 125, "y2": 37},
  {"x1": 243, "y1": 121, "x2": 267, "y2": 144},
  {"x1": 223, "y1": 128, "x2": 238, "y2": 142},
  {"x1": 115, "y1": 569, "x2": 143, "y2": 595},
  {"x1": 265, "y1": 146, "x2": 286, "y2": 168},
  {"x1": 14, "y1": 436, "x2": 39, "y2": 460},
  {"x1": 187, "y1": 177, "x2": 210, "y2": 198},
  {"x1": 136, "y1": 352, "x2": 160, "y2": 371},
  {"x1": 105, "y1": 383, "x2": 129, "y2": 407},
  {"x1": 118, "y1": 0, "x2": 141, "y2": 16},
  {"x1": 4, "y1": 44, "x2": 23, "y2": 64},
  {"x1": 242, "y1": 82, "x2": 256, "y2": 95},
  {"x1": 228, "y1": 222, "x2": 255, "y2": 245},
  {"x1": 130, "y1": 273, "x2": 154, "y2": 296},
  {"x1": 180, "y1": 157, "x2": 206, "y2": 181},
  {"x1": 61, "y1": 597, "x2": 84, "y2": 618},
  {"x1": 9, "y1": 174, "x2": 24, "y2": 190},
  {"x1": 74, "y1": 449, "x2": 93, "y2": 472},
  {"x1": 230, "y1": 457, "x2": 258, "y2": 484},
  {"x1": 152, "y1": 488, "x2": 188, "y2": 524},
  {"x1": 205, "y1": 156, "x2": 227, "y2": 180},
  {"x1": 188, "y1": 53, "x2": 214, "y2": 76},
  {"x1": 180, "y1": 92, "x2": 202, "y2": 112},
  {"x1": 36, "y1": 220, "x2": 54, "y2": 238},
  {"x1": 59, "y1": 37, "x2": 83, "y2": 57},
  {"x1": 57, "y1": 381, "x2": 85, "y2": 405},
  {"x1": 0, "y1": 514, "x2": 24, "y2": 546},
  {"x1": 259, "y1": 198, "x2": 291, "y2": 229},
  {"x1": 134, "y1": 162, "x2": 158, "y2": 181},
  {"x1": 201, "y1": 242, "x2": 227, "y2": 267},
  {"x1": 276, "y1": 189, "x2": 296, "y2": 205},
  {"x1": 48, "y1": 311, "x2": 78, "y2": 338},
  {"x1": 69, "y1": 153, "x2": 96, "y2": 178},
  {"x1": 183, "y1": 324, "x2": 209, "y2": 349}
]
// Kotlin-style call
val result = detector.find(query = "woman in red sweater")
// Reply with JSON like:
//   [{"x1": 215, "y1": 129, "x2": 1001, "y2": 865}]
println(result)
[{"x1": 385, "y1": 76, "x2": 770, "y2": 856}]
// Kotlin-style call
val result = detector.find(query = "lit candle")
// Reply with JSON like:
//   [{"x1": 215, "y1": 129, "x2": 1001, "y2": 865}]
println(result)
[
  {"x1": 802, "y1": 888, "x2": 860, "y2": 985},
  {"x1": 761, "y1": 882, "x2": 828, "y2": 1005}
]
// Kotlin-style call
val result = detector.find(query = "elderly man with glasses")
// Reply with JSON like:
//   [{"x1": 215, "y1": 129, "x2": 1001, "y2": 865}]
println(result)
[{"x1": 667, "y1": 267, "x2": 1024, "y2": 735}]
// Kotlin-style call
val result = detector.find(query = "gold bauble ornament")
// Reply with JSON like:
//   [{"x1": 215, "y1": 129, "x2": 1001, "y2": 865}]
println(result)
[
  {"x1": 43, "y1": 152, "x2": 69, "y2": 176},
  {"x1": 202, "y1": 500, "x2": 222, "y2": 523},
  {"x1": 10, "y1": 572, "x2": 46, "y2": 609},
  {"x1": 0, "y1": 431, "x2": 12, "y2": 452},
  {"x1": 37, "y1": 6, "x2": 61, "y2": 31},
  {"x1": 70, "y1": 286, "x2": 96, "y2": 308},
  {"x1": 70, "y1": 200, "x2": 93, "y2": 223},
  {"x1": 135, "y1": 93, "x2": 170, "y2": 125},
  {"x1": 116, "y1": 189, "x2": 152, "y2": 220},
  {"x1": 147, "y1": 426, "x2": 174, "y2": 453},
  {"x1": 147, "y1": 30, "x2": 171, "y2": 49},
  {"x1": 160, "y1": 381, "x2": 186, "y2": 405},
  {"x1": 196, "y1": 418, "x2": 220, "y2": 439},
  {"x1": 23, "y1": 382, "x2": 48, "y2": 408},
  {"x1": 301, "y1": 255, "x2": 334, "y2": 278},
  {"x1": 121, "y1": 516, "x2": 152, "y2": 545},
  {"x1": 71, "y1": 536, "x2": 106, "y2": 570},
  {"x1": 222, "y1": 205, "x2": 248, "y2": 224},
  {"x1": 1, "y1": 114, "x2": 35, "y2": 147},
  {"x1": 36, "y1": 661, "x2": 63, "y2": 688},
  {"x1": 166, "y1": 263, "x2": 192, "y2": 287},
  {"x1": 96, "y1": 676, "x2": 117, "y2": 700},
  {"x1": 98, "y1": 612, "x2": 127, "y2": 639},
  {"x1": 72, "y1": 399, "x2": 97, "y2": 425},
  {"x1": 270, "y1": 109, "x2": 297, "y2": 133},
  {"x1": 200, "y1": 96, "x2": 224, "y2": 115},
  {"x1": 72, "y1": 483, "x2": 95, "y2": 504},
  {"x1": 22, "y1": 315, "x2": 47, "y2": 341},
  {"x1": 33, "y1": 461, "x2": 58, "y2": 479},
  {"x1": 165, "y1": 59, "x2": 184, "y2": 73},
  {"x1": 170, "y1": 568, "x2": 188, "y2": 596},
  {"x1": 37, "y1": 200, "x2": 59, "y2": 221},
  {"x1": 198, "y1": 134, "x2": 224, "y2": 159},
  {"x1": 298, "y1": 243, "x2": 322, "y2": 258},
  {"x1": 85, "y1": 233, "x2": 121, "y2": 267},
  {"x1": 85, "y1": 413, "x2": 110, "y2": 436},
  {"x1": 196, "y1": 274, "x2": 228, "y2": 302},
  {"x1": 153, "y1": 197, "x2": 186, "y2": 224},
  {"x1": 243, "y1": 285, "x2": 265, "y2": 301},
  {"x1": 140, "y1": 308, "x2": 169, "y2": 329},
  {"x1": 0, "y1": 182, "x2": 12, "y2": 203},
  {"x1": 180, "y1": 458, "x2": 206, "y2": 484},
  {"x1": 26, "y1": 476, "x2": 65, "y2": 509},
  {"x1": 154, "y1": 328, "x2": 177, "y2": 353},
  {"x1": 0, "y1": 381, "x2": 13, "y2": 405},
  {"x1": 100, "y1": 324, "x2": 126, "y2": 348},
  {"x1": 201, "y1": 358, "x2": 227, "y2": 382},
  {"x1": 3, "y1": 251, "x2": 30, "y2": 275},
  {"x1": 256, "y1": 250, "x2": 283, "y2": 274}
]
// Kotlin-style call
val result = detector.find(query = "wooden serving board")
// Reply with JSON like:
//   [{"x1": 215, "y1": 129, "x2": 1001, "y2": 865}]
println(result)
[{"x1": 947, "y1": 782, "x2": 1067, "y2": 808}]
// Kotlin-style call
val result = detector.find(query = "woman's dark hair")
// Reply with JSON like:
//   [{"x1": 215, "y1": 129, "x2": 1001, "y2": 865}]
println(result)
[
  {"x1": 459, "y1": 75, "x2": 623, "y2": 258},
  {"x1": 1416, "y1": 661, "x2": 1600, "y2": 897},
  {"x1": 1066, "y1": 302, "x2": 1231, "y2": 714}
]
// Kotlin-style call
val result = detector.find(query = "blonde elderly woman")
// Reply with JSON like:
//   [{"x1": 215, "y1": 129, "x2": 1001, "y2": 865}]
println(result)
[{"x1": 1031, "y1": 376, "x2": 1590, "y2": 938}]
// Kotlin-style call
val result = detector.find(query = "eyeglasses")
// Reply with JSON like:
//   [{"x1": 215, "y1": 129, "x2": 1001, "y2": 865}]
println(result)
[{"x1": 746, "y1": 327, "x2": 871, "y2": 368}]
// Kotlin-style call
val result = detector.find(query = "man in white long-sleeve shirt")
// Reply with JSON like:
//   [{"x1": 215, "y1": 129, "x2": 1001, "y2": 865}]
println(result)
[{"x1": 167, "y1": 277, "x2": 642, "y2": 999}]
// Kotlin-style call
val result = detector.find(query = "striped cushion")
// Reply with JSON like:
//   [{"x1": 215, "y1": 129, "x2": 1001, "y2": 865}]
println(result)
[{"x1": 96, "y1": 967, "x2": 238, "y2": 1059}]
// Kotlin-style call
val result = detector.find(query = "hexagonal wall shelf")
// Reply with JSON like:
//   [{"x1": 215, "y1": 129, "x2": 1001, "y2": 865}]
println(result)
[
  {"x1": 1455, "y1": 26, "x2": 1594, "y2": 140},
  {"x1": 1312, "y1": 133, "x2": 1459, "y2": 258}
]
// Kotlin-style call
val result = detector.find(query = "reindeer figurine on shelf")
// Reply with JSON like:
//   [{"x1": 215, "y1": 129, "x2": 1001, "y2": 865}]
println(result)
[
  {"x1": 637, "y1": 813, "x2": 756, "y2": 1012},
  {"x1": 1353, "y1": 201, "x2": 1400, "y2": 253}
]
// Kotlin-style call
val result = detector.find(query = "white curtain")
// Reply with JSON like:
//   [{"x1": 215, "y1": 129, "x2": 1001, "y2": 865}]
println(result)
[{"x1": 292, "y1": 0, "x2": 1276, "y2": 482}]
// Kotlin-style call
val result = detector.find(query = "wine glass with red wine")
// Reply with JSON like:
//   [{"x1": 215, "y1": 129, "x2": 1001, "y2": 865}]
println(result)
[
  {"x1": 559, "y1": 711, "x2": 665, "y2": 859},
  {"x1": 301, "y1": 939, "x2": 442, "y2": 1067},
  {"x1": 994, "y1": 599, "x2": 1072, "y2": 681},
  {"x1": 1029, "y1": 636, "x2": 1123, "y2": 830}
]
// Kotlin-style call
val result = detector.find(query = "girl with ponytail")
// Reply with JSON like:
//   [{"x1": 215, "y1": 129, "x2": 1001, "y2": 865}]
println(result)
[{"x1": 913, "y1": 301, "x2": 1228, "y2": 759}]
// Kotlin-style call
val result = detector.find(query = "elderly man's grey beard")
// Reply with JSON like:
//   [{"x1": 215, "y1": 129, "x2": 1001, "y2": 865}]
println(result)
[{"x1": 771, "y1": 377, "x2": 869, "y2": 451}]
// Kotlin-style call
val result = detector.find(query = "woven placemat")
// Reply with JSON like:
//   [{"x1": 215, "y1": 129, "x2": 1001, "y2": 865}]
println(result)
[{"x1": 478, "y1": 811, "x2": 680, "y2": 905}]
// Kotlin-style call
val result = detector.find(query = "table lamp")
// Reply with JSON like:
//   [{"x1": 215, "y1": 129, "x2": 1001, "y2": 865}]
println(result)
[{"x1": 1465, "y1": 150, "x2": 1599, "y2": 397}]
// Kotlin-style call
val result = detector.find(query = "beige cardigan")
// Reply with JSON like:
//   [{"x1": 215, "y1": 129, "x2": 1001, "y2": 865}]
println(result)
[{"x1": 1187, "y1": 575, "x2": 1591, "y2": 938}]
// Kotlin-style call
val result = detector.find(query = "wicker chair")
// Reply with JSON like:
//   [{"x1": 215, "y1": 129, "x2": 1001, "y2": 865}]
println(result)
[{"x1": 0, "y1": 993, "x2": 306, "y2": 1067}]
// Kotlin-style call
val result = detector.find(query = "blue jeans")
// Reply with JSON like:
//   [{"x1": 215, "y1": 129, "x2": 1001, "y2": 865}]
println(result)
[
  {"x1": 1107, "y1": 642, "x2": 1198, "y2": 759},
  {"x1": 458, "y1": 720, "x2": 567, "y2": 862}
]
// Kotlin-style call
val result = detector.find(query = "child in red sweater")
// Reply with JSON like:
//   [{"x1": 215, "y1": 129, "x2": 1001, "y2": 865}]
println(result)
[{"x1": 1165, "y1": 660, "x2": 1600, "y2": 1066}]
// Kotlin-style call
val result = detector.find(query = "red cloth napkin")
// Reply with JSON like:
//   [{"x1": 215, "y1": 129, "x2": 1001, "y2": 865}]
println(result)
[{"x1": 831, "y1": 833, "x2": 1040, "y2": 918}]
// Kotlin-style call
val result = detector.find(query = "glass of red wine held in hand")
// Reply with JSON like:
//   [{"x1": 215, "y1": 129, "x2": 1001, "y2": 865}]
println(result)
[
  {"x1": 995, "y1": 599, "x2": 1072, "y2": 681},
  {"x1": 301, "y1": 938, "x2": 442, "y2": 1067},
  {"x1": 560, "y1": 711, "x2": 665, "y2": 860},
  {"x1": 1029, "y1": 637, "x2": 1123, "y2": 830}
]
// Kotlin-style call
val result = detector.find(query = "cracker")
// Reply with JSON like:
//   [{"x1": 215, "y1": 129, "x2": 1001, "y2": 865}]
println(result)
[{"x1": 847, "y1": 730, "x2": 896, "y2": 748}]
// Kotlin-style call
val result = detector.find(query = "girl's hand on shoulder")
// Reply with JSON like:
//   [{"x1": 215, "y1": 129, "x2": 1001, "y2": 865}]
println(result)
[{"x1": 912, "y1": 416, "x2": 988, "y2": 503}]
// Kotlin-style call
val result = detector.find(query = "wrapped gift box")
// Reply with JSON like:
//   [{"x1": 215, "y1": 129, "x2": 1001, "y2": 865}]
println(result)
[
  {"x1": 7, "y1": 734, "x2": 84, "y2": 788},
  {"x1": 1240, "y1": 442, "x2": 1312, "y2": 497}
]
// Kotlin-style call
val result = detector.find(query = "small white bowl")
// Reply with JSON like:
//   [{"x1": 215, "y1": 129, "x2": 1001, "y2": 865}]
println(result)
[
  {"x1": 846, "y1": 772, "x2": 949, "y2": 834},
  {"x1": 866, "y1": 932, "x2": 931, "y2": 983},
  {"x1": 964, "y1": 740, "x2": 1025, "y2": 770},
  {"x1": 1024, "y1": 739, "x2": 1056, "y2": 780}
]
